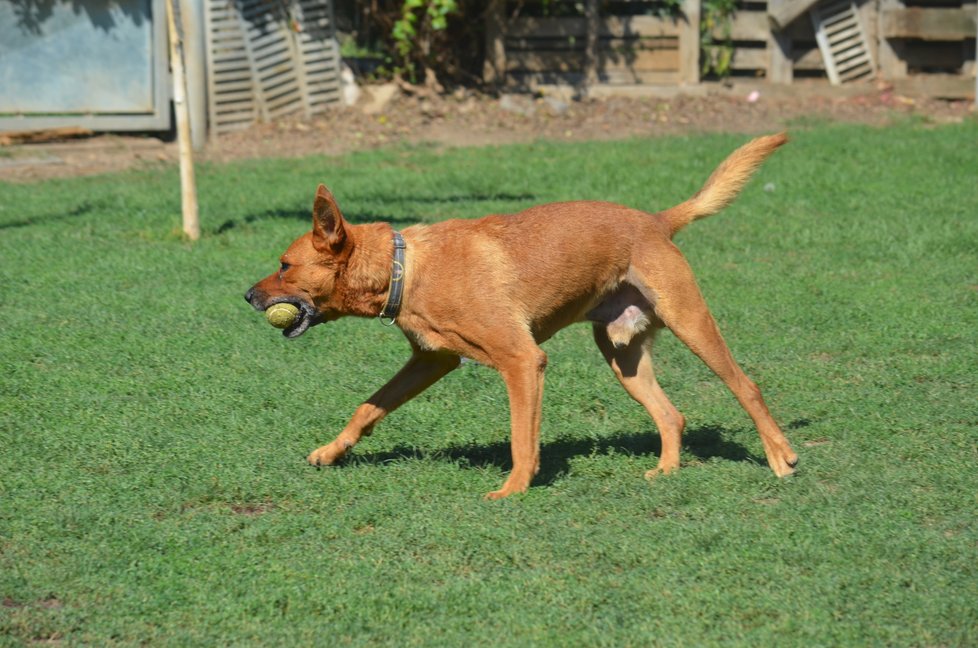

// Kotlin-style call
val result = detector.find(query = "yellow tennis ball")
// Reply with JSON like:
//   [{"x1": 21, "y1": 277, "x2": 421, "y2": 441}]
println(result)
[{"x1": 265, "y1": 303, "x2": 299, "y2": 329}]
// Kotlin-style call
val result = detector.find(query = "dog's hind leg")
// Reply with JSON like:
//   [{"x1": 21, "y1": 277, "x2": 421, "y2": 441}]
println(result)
[
  {"x1": 632, "y1": 245, "x2": 798, "y2": 477},
  {"x1": 593, "y1": 325, "x2": 686, "y2": 477},
  {"x1": 306, "y1": 351, "x2": 460, "y2": 466}
]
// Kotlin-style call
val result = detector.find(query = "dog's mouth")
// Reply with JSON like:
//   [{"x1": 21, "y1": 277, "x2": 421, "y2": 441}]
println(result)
[{"x1": 270, "y1": 298, "x2": 320, "y2": 339}]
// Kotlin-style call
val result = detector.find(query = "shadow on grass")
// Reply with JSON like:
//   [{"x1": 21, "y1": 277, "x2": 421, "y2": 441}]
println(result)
[
  {"x1": 347, "y1": 422, "x2": 805, "y2": 486},
  {"x1": 0, "y1": 201, "x2": 97, "y2": 230},
  {"x1": 215, "y1": 208, "x2": 418, "y2": 234},
  {"x1": 395, "y1": 192, "x2": 537, "y2": 206},
  {"x1": 215, "y1": 193, "x2": 538, "y2": 234}
]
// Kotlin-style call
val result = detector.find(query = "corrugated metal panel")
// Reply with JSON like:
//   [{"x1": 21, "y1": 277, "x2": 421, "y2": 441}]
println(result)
[{"x1": 0, "y1": 0, "x2": 170, "y2": 131}]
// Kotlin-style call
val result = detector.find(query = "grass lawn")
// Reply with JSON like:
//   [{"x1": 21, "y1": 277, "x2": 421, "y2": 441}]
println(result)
[{"x1": 1, "y1": 122, "x2": 977, "y2": 646}]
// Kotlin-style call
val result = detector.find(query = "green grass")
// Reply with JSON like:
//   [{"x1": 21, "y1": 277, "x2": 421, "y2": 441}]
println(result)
[{"x1": 1, "y1": 123, "x2": 977, "y2": 646}]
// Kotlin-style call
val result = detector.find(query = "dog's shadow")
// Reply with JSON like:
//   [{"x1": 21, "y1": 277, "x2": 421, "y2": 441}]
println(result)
[
  {"x1": 216, "y1": 208, "x2": 419, "y2": 234},
  {"x1": 348, "y1": 423, "x2": 806, "y2": 486},
  {"x1": 216, "y1": 193, "x2": 538, "y2": 234}
]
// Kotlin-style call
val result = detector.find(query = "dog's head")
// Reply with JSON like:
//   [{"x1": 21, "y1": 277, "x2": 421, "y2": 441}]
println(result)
[{"x1": 245, "y1": 184, "x2": 355, "y2": 338}]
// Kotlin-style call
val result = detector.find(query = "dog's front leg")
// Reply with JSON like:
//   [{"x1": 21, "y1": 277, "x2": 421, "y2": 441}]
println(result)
[
  {"x1": 307, "y1": 352, "x2": 460, "y2": 466},
  {"x1": 485, "y1": 348, "x2": 548, "y2": 500}
]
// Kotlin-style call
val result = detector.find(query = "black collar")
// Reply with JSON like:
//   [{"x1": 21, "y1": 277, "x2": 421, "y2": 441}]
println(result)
[{"x1": 379, "y1": 231, "x2": 405, "y2": 325}]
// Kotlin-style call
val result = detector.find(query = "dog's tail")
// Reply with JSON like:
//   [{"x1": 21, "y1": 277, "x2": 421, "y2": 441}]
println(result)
[{"x1": 657, "y1": 133, "x2": 787, "y2": 238}]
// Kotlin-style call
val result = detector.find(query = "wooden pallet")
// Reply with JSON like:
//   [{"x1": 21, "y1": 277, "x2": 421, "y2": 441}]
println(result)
[
  {"x1": 204, "y1": 0, "x2": 260, "y2": 136},
  {"x1": 204, "y1": 0, "x2": 340, "y2": 139},
  {"x1": 486, "y1": 0, "x2": 700, "y2": 88},
  {"x1": 294, "y1": 0, "x2": 342, "y2": 112},
  {"x1": 503, "y1": 15, "x2": 685, "y2": 86},
  {"x1": 239, "y1": 0, "x2": 308, "y2": 120},
  {"x1": 810, "y1": 0, "x2": 876, "y2": 84},
  {"x1": 878, "y1": 0, "x2": 977, "y2": 81}
]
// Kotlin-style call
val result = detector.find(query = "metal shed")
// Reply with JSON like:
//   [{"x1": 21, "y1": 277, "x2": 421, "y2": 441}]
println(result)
[
  {"x1": 0, "y1": 0, "x2": 342, "y2": 137},
  {"x1": 0, "y1": 0, "x2": 171, "y2": 131}
]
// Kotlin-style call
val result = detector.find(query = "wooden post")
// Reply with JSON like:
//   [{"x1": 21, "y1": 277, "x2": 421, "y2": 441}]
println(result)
[
  {"x1": 679, "y1": 0, "x2": 700, "y2": 85},
  {"x1": 860, "y1": 0, "x2": 880, "y2": 77},
  {"x1": 878, "y1": 0, "x2": 908, "y2": 80},
  {"x1": 769, "y1": 28, "x2": 793, "y2": 84},
  {"x1": 483, "y1": 0, "x2": 507, "y2": 88},
  {"x1": 584, "y1": 0, "x2": 600, "y2": 87},
  {"x1": 767, "y1": 0, "x2": 793, "y2": 84},
  {"x1": 768, "y1": 0, "x2": 820, "y2": 30},
  {"x1": 165, "y1": 0, "x2": 201, "y2": 241},
  {"x1": 179, "y1": 0, "x2": 207, "y2": 151}
]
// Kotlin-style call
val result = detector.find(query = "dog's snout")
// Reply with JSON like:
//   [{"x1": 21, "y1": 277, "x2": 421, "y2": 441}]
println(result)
[{"x1": 244, "y1": 287, "x2": 256, "y2": 304}]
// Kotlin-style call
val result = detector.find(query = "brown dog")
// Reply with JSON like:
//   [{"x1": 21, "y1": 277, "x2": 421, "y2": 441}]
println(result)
[{"x1": 245, "y1": 134, "x2": 798, "y2": 499}]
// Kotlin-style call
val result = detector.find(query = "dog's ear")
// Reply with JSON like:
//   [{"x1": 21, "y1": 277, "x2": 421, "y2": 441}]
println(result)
[{"x1": 311, "y1": 184, "x2": 349, "y2": 255}]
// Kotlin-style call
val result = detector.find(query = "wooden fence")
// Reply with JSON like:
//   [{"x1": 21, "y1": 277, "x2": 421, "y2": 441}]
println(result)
[
  {"x1": 485, "y1": 0, "x2": 976, "y2": 90},
  {"x1": 485, "y1": 0, "x2": 700, "y2": 87},
  {"x1": 878, "y1": 0, "x2": 977, "y2": 79}
]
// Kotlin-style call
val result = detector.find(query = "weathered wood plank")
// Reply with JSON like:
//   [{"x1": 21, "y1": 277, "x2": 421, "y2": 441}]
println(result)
[
  {"x1": 505, "y1": 38, "x2": 583, "y2": 51},
  {"x1": 730, "y1": 10, "x2": 767, "y2": 42},
  {"x1": 769, "y1": 27, "x2": 793, "y2": 83},
  {"x1": 600, "y1": 69, "x2": 680, "y2": 84},
  {"x1": 711, "y1": 11, "x2": 769, "y2": 42},
  {"x1": 602, "y1": 48, "x2": 680, "y2": 71},
  {"x1": 211, "y1": 90, "x2": 255, "y2": 104},
  {"x1": 505, "y1": 69, "x2": 682, "y2": 86},
  {"x1": 768, "y1": 0, "x2": 820, "y2": 30},
  {"x1": 679, "y1": 0, "x2": 700, "y2": 84},
  {"x1": 506, "y1": 47, "x2": 680, "y2": 73},
  {"x1": 727, "y1": 47, "x2": 767, "y2": 70},
  {"x1": 893, "y1": 73, "x2": 975, "y2": 98},
  {"x1": 878, "y1": 0, "x2": 908, "y2": 79},
  {"x1": 212, "y1": 80, "x2": 253, "y2": 93},
  {"x1": 507, "y1": 36, "x2": 676, "y2": 52},
  {"x1": 508, "y1": 15, "x2": 680, "y2": 40},
  {"x1": 881, "y1": 8, "x2": 976, "y2": 41},
  {"x1": 792, "y1": 47, "x2": 826, "y2": 71},
  {"x1": 506, "y1": 50, "x2": 586, "y2": 72},
  {"x1": 212, "y1": 53, "x2": 251, "y2": 66},
  {"x1": 505, "y1": 71, "x2": 585, "y2": 88}
]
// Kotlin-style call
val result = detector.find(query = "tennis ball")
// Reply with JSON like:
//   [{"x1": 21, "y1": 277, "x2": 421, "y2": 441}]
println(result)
[{"x1": 265, "y1": 303, "x2": 300, "y2": 329}]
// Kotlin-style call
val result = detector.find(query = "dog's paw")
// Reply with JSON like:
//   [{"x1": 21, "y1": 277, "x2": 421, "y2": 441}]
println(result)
[
  {"x1": 484, "y1": 474, "x2": 532, "y2": 500},
  {"x1": 644, "y1": 462, "x2": 679, "y2": 480},
  {"x1": 768, "y1": 446, "x2": 799, "y2": 478},
  {"x1": 306, "y1": 443, "x2": 347, "y2": 467},
  {"x1": 484, "y1": 487, "x2": 523, "y2": 501}
]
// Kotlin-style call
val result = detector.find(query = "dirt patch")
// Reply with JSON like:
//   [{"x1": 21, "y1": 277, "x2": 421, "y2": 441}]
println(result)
[{"x1": 1, "y1": 81, "x2": 973, "y2": 183}]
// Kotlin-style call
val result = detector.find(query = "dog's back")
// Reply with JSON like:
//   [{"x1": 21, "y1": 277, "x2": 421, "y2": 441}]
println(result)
[{"x1": 399, "y1": 132, "x2": 788, "y2": 343}]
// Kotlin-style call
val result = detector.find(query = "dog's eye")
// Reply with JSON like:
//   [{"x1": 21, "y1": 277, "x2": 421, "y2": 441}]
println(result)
[{"x1": 280, "y1": 262, "x2": 291, "y2": 273}]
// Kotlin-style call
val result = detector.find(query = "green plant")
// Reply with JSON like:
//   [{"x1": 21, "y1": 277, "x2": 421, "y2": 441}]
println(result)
[
  {"x1": 391, "y1": 0, "x2": 459, "y2": 82},
  {"x1": 338, "y1": 33, "x2": 386, "y2": 60},
  {"x1": 654, "y1": 0, "x2": 683, "y2": 18},
  {"x1": 701, "y1": 0, "x2": 737, "y2": 77}
]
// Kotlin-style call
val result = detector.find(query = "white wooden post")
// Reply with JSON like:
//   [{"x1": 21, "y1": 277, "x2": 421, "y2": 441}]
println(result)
[
  {"x1": 679, "y1": 0, "x2": 700, "y2": 85},
  {"x1": 165, "y1": 0, "x2": 201, "y2": 241},
  {"x1": 179, "y1": 0, "x2": 207, "y2": 151}
]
